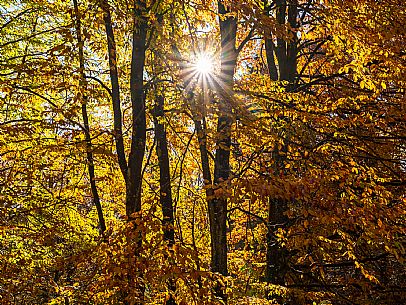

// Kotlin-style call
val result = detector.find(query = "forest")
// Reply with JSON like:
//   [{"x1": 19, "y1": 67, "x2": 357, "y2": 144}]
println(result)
[{"x1": 0, "y1": 0, "x2": 405, "y2": 304}]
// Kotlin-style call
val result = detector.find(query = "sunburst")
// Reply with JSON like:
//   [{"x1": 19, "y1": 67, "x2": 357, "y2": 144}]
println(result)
[
  {"x1": 180, "y1": 44, "x2": 237, "y2": 105},
  {"x1": 193, "y1": 53, "x2": 214, "y2": 76}
]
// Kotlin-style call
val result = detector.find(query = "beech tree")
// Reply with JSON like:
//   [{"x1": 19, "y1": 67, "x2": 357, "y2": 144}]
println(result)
[{"x1": 0, "y1": 0, "x2": 405, "y2": 304}]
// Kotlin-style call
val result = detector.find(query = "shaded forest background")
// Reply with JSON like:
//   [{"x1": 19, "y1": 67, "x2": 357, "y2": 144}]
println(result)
[{"x1": 0, "y1": 0, "x2": 405, "y2": 304}]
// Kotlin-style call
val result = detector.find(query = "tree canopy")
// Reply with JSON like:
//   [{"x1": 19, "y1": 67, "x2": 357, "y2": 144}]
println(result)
[{"x1": 0, "y1": 0, "x2": 405, "y2": 304}]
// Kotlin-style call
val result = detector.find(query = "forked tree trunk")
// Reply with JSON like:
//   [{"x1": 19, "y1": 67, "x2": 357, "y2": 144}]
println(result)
[
  {"x1": 100, "y1": 0, "x2": 148, "y2": 303},
  {"x1": 100, "y1": 0, "x2": 128, "y2": 182},
  {"x1": 100, "y1": 0, "x2": 147, "y2": 220}
]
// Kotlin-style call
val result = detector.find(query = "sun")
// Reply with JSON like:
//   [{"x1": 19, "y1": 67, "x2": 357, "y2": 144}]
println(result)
[{"x1": 194, "y1": 54, "x2": 214, "y2": 76}]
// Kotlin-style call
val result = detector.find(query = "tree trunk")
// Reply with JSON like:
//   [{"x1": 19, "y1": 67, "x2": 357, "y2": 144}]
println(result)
[
  {"x1": 100, "y1": 1, "x2": 148, "y2": 303},
  {"x1": 126, "y1": 0, "x2": 148, "y2": 219},
  {"x1": 154, "y1": 95, "x2": 175, "y2": 245},
  {"x1": 265, "y1": 198, "x2": 289, "y2": 284},
  {"x1": 73, "y1": 0, "x2": 106, "y2": 234},
  {"x1": 209, "y1": 0, "x2": 237, "y2": 278},
  {"x1": 100, "y1": 0, "x2": 128, "y2": 182},
  {"x1": 263, "y1": 0, "x2": 299, "y2": 285},
  {"x1": 275, "y1": 0, "x2": 288, "y2": 81},
  {"x1": 286, "y1": 0, "x2": 298, "y2": 85},
  {"x1": 153, "y1": 95, "x2": 176, "y2": 305},
  {"x1": 101, "y1": 0, "x2": 147, "y2": 219}
]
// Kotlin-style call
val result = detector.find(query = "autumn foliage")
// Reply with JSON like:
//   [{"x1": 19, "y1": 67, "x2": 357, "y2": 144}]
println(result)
[{"x1": 0, "y1": 0, "x2": 405, "y2": 304}]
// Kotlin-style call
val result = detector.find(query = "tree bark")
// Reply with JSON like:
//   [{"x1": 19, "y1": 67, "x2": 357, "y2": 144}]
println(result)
[
  {"x1": 100, "y1": 1, "x2": 148, "y2": 302},
  {"x1": 275, "y1": 0, "x2": 288, "y2": 81},
  {"x1": 265, "y1": 38, "x2": 279, "y2": 81},
  {"x1": 100, "y1": 0, "x2": 128, "y2": 182},
  {"x1": 153, "y1": 95, "x2": 175, "y2": 245},
  {"x1": 265, "y1": 198, "x2": 289, "y2": 284},
  {"x1": 100, "y1": 0, "x2": 147, "y2": 220},
  {"x1": 126, "y1": 0, "x2": 148, "y2": 218},
  {"x1": 153, "y1": 95, "x2": 176, "y2": 305},
  {"x1": 286, "y1": 0, "x2": 298, "y2": 87},
  {"x1": 263, "y1": 0, "x2": 299, "y2": 285},
  {"x1": 209, "y1": 0, "x2": 237, "y2": 278}
]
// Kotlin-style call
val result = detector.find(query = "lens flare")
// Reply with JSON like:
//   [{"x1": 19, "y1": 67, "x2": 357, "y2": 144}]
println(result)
[{"x1": 194, "y1": 54, "x2": 213, "y2": 76}]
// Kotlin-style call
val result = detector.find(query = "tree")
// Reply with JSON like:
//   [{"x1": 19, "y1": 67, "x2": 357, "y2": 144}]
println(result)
[
  {"x1": 1, "y1": 0, "x2": 405, "y2": 304},
  {"x1": 73, "y1": 0, "x2": 106, "y2": 234},
  {"x1": 99, "y1": 0, "x2": 148, "y2": 220}
]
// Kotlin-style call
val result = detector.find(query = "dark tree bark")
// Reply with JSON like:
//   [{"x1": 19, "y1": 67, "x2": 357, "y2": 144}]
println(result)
[
  {"x1": 100, "y1": 1, "x2": 148, "y2": 302},
  {"x1": 100, "y1": 0, "x2": 128, "y2": 182},
  {"x1": 265, "y1": 0, "x2": 298, "y2": 84},
  {"x1": 265, "y1": 37, "x2": 279, "y2": 81},
  {"x1": 73, "y1": 0, "x2": 106, "y2": 233},
  {"x1": 263, "y1": 0, "x2": 299, "y2": 285},
  {"x1": 265, "y1": 194, "x2": 289, "y2": 285},
  {"x1": 126, "y1": 0, "x2": 148, "y2": 218},
  {"x1": 194, "y1": 117, "x2": 213, "y2": 191},
  {"x1": 153, "y1": 95, "x2": 175, "y2": 245},
  {"x1": 286, "y1": 0, "x2": 298, "y2": 85},
  {"x1": 172, "y1": 5, "x2": 239, "y2": 295},
  {"x1": 100, "y1": 0, "x2": 147, "y2": 220},
  {"x1": 275, "y1": 0, "x2": 288, "y2": 81},
  {"x1": 153, "y1": 95, "x2": 176, "y2": 305},
  {"x1": 208, "y1": 0, "x2": 238, "y2": 279}
]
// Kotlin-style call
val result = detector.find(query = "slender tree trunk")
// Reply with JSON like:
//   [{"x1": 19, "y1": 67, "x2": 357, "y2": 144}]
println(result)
[
  {"x1": 286, "y1": 0, "x2": 298, "y2": 88},
  {"x1": 126, "y1": 2, "x2": 148, "y2": 304},
  {"x1": 265, "y1": 198, "x2": 289, "y2": 284},
  {"x1": 73, "y1": 0, "x2": 106, "y2": 233},
  {"x1": 264, "y1": 0, "x2": 278, "y2": 81},
  {"x1": 173, "y1": 11, "x2": 237, "y2": 293},
  {"x1": 172, "y1": 45, "x2": 215, "y2": 207},
  {"x1": 153, "y1": 95, "x2": 176, "y2": 305},
  {"x1": 101, "y1": 0, "x2": 147, "y2": 220},
  {"x1": 265, "y1": 38, "x2": 279, "y2": 81},
  {"x1": 194, "y1": 117, "x2": 213, "y2": 193},
  {"x1": 100, "y1": 0, "x2": 128, "y2": 183},
  {"x1": 126, "y1": 0, "x2": 148, "y2": 219},
  {"x1": 154, "y1": 95, "x2": 175, "y2": 245}
]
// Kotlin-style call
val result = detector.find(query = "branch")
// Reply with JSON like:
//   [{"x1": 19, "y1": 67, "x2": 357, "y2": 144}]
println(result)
[
  {"x1": 237, "y1": 28, "x2": 255, "y2": 54},
  {"x1": 228, "y1": 206, "x2": 267, "y2": 225},
  {"x1": 0, "y1": 8, "x2": 36, "y2": 31},
  {"x1": 11, "y1": 85, "x2": 85, "y2": 131},
  {"x1": 85, "y1": 75, "x2": 112, "y2": 96}
]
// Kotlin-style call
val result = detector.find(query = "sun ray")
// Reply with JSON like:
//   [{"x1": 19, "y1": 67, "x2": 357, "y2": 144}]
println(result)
[{"x1": 194, "y1": 54, "x2": 213, "y2": 76}]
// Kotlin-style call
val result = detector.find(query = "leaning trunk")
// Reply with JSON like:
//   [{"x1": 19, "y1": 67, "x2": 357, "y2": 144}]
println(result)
[
  {"x1": 73, "y1": 0, "x2": 106, "y2": 233},
  {"x1": 100, "y1": 0, "x2": 128, "y2": 182}
]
